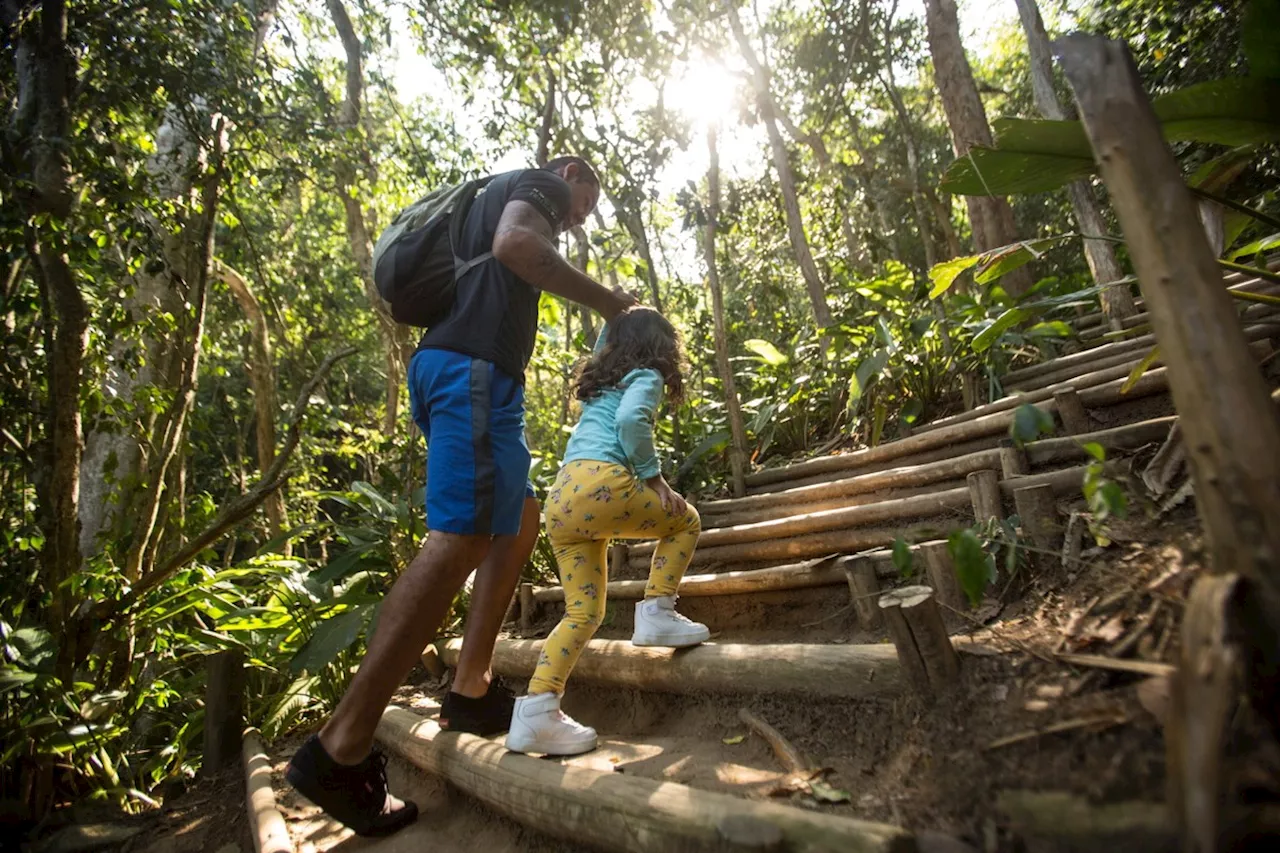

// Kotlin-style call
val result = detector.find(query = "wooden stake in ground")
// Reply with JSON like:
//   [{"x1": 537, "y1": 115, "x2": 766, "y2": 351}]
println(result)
[
  {"x1": 1057, "y1": 34, "x2": 1280, "y2": 852},
  {"x1": 999, "y1": 438, "x2": 1029, "y2": 478},
  {"x1": 921, "y1": 541, "x2": 967, "y2": 616},
  {"x1": 878, "y1": 585, "x2": 960, "y2": 696},
  {"x1": 1014, "y1": 484, "x2": 1060, "y2": 572},
  {"x1": 204, "y1": 649, "x2": 245, "y2": 773},
  {"x1": 518, "y1": 582, "x2": 535, "y2": 637},
  {"x1": 1053, "y1": 388, "x2": 1091, "y2": 435},
  {"x1": 967, "y1": 469, "x2": 1003, "y2": 523},
  {"x1": 844, "y1": 555, "x2": 882, "y2": 630}
]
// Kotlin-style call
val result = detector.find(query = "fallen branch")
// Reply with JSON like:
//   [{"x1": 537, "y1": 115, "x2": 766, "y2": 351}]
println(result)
[
  {"x1": 985, "y1": 713, "x2": 1131, "y2": 751},
  {"x1": 1055, "y1": 652, "x2": 1174, "y2": 678},
  {"x1": 109, "y1": 347, "x2": 358, "y2": 615},
  {"x1": 739, "y1": 708, "x2": 808, "y2": 774}
]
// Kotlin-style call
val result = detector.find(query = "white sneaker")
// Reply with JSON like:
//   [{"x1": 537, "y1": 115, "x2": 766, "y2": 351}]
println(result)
[
  {"x1": 504, "y1": 692, "x2": 598, "y2": 756},
  {"x1": 631, "y1": 595, "x2": 711, "y2": 647}
]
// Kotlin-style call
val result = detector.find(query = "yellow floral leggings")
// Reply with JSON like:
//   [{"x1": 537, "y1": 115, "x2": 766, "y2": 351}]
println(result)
[{"x1": 528, "y1": 461, "x2": 701, "y2": 695}]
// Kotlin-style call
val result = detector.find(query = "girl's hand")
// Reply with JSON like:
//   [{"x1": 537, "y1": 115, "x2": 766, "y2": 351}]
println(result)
[{"x1": 646, "y1": 475, "x2": 688, "y2": 517}]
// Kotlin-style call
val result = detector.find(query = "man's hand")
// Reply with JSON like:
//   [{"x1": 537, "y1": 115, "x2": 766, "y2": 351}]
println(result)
[
  {"x1": 646, "y1": 475, "x2": 688, "y2": 517},
  {"x1": 606, "y1": 284, "x2": 641, "y2": 320}
]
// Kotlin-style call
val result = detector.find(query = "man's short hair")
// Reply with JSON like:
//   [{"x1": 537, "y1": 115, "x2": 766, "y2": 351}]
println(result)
[{"x1": 543, "y1": 155, "x2": 600, "y2": 187}]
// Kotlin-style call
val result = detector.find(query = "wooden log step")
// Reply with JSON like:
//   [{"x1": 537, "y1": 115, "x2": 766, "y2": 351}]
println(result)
[
  {"x1": 633, "y1": 462, "x2": 1108, "y2": 568},
  {"x1": 746, "y1": 339, "x2": 1271, "y2": 494},
  {"x1": 700, "y1": 449, "x2": 1001, "y2": 523},
  {"x1": 1004, "y1": 276, "x2": 1279, "y2": 385},
  {"x1": 1079, "y1": 299, "x2": 1279, "y2": 343},
  {"x1": 920, "y1": 323, "x2": 1276, "y2": 435},
  {"x1": 436, "y1": 638, "x2": 905, "y2": 699},
  {"x1": 1070, "y1": 270, "x2": 1278, "y2": 333},
  {"x1": 533, "y1": 555, "x2": 861, "y2": 603},
  {"x1": 376, "y1": 707, "x2": 914, "y2": 853}
]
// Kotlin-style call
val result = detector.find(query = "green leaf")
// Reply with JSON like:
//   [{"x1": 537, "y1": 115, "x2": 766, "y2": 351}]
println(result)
[
  {"x1": 870, "y1": 400, "x2": 888, "y2": 447},
  {"x1": 974, "y1": 236, "x2": 1076, "y2": 286},
  {"x1": 1081, "y1": 442, "x2": 1106, "y2": 463},
  {"x1": 290, "y1": 608, "x2": 369, "y2": 675},
  {"x1": 928, "y1": 255, "x2": 981, "y2": 298},
  {"x1": 808, "y1": 780, "x2": 852, "y2": 803},
  {"x1": 351, "y1": 481, "x2": 398, "y2": 519},
  {"x1": 1026, "y1": 320, "x2": 1073, "y2": 338},
  {"x1": 1188, "y1": 146, "x2": 1258, "y2": 193},
  {"x1": 676, "y1": 431, "x2": 731, "y2": 479},
  {"x1": 947, "y1": 529, "x2": 995, "y2": 607},
  {"x1": 848, "y1": 349, "x2": 889, "y2": 409},
  {"x1": 1244, "y1": 0, "x2": 1280, "y2": 78},
  {"x1": 744, "y1": 339, "x2": 789, "y2": 366},
  {"x1": 942, "y1": 149, "x2": 1094, "y2": 196},
  {"x1": 1229, "y1": 232, "x2": 1280, "y2": 262},
  {"x1": 1152, "y1": 78, "x2": 1280, "y2": 147},
  {"x1": 313, "y1": 544, "x2": 376, "y2": 585},
  {"x1": 892, "y1": 537, "x2": 914, "y2": 580},
  {"x1": 900, "y1": 398, "x2": 924, "y2": 425},
  {"x1": 1121, "y1": 347, "x2": 1161, "y2": 394},
  {"x1": 1010, "y1": 403, "x2": 1055, "y2": 447},
  {"x1": 722, "y1": 734, "x2": 745, "y2": 745},
  {"x1": 972, "y1": 308, "x2": 1029, "y2": 352}
]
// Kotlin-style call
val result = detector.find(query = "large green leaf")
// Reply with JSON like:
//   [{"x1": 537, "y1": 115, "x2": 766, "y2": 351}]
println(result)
[
  {"x1": 290, "y1": 608, "x2": 370, "y2": 675},
  {"x1": 743, "y1": 339, "x2": 789, "y2": 366},
  {"x1": 1153, "y1": 78, "x2": 1280, "y2": 146},
  {"x1": 972, "y1": 308, "x2": 1029, "y2": 352},
  {"x1": 947, "y1": 529, "x2": 995, "y2": 607},
  {"x1": 944, "y1": 79, "x2": 1280, "y2": 196},
  {"x1": 848, "y1": 349, "x2": 889, "y2": 409},
  {"x1": 928, "y1": 255, "x2": 981, "y2": 298}
]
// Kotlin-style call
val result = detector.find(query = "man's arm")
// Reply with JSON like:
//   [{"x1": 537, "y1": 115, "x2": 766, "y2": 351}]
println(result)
[{"x1": 491, "y1": 200, "x2": 633, "y2": 320}]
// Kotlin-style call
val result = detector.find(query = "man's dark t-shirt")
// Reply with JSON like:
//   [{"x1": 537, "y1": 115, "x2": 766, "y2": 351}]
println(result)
[{"x1": 416, "y1": 169, "x2": 571, "y2": 380}]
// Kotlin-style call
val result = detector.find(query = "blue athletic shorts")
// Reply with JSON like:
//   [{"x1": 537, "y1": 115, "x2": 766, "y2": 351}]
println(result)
[{"x1": 408, "y1": 349, "x2": 535, "y2": 536}]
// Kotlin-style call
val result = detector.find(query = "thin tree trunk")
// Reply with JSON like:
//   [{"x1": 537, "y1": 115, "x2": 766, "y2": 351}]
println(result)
[
  {"x1": 923, "y1": 0, "x2": 1032, "y2": 296},
  {"x1": 216, "y1": 260, "x2": 288, "y2": 541},
  {"x1": 706, "y1": 127, "x2": 749, "y2": 497},
  {"x1": 571, "y1": 227, "x2": 597, "y2": 347},
  {"x1": 327, "y1": 0, "x2": 407, "y2": 436},
  {"x1": 8, "y1": 0, "x2": 86, "y2": 648},
  {"x1": 1013, "y1": 0, "x2": 1136, "y2": 327},
  {"x1": 536, "y1": 64, "x2": 555, "y2": 167},
  {"x1": 727, "y1": 3, "x2": 833, "y2": 328}
]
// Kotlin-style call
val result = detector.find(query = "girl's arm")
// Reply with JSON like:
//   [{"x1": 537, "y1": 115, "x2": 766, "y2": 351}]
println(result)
[{"x1": 614, "y1": 369, "x2": 664, "y2": 480}]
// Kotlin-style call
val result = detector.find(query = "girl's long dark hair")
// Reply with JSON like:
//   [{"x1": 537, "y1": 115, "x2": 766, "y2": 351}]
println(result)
[{"x1": 574, "y1": 306, "x2": 685, "y2": 405}]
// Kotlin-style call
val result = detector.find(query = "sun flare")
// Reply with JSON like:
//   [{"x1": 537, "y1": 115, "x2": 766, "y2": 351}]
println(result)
[{"x1": 664, "y1": 56, "x2": 742, "y2": 129}]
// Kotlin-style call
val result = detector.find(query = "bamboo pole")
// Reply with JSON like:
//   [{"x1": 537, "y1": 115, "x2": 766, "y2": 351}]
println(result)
[
  {"x1": 376, "y1": 707, "x2": 913, "y2": 853},
  {"x1": 437, "y1": 638, "x2": 904, "y2": 699},
  {"x1": 243, "y1": 730, "x2": 292, "y2": 853},
  {"x1": 1058, "y1": 36, "x2": 1280, "y2": 849}
]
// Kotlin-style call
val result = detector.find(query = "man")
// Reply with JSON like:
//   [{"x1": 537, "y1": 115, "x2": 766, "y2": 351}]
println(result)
[{"x1": 286, "y1": 156, "x2": 636, "y2": 835}]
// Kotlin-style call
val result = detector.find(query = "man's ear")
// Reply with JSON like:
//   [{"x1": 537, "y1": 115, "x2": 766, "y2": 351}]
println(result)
[{"x1": 562, "y1": 161, "x2": 580, "y2": 182}]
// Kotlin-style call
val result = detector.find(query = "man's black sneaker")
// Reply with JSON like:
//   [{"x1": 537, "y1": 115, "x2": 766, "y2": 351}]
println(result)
[
  {"x1": 285, "y1": 734, "x2": 418, "y2": 837},
  {"x1": 438, "y1": 682, "x2": 516, "y2": 736}
]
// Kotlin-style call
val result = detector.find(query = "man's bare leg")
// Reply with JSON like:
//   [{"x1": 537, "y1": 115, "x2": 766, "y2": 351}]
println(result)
[
  {"x1": 451, "y1": 496, "x2": 541, "y2": 698},
  {"x1": 319, "y1": 531, "x2": 490, "y2": 765}
]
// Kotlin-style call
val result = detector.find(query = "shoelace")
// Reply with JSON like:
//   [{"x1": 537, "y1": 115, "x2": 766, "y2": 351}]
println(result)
[
  {"x1": 652, "y1": 598, "x2": 696, "y2": 624},
  {"x1": 357, "y1": 750, "x2": 390, "y2": 813}
]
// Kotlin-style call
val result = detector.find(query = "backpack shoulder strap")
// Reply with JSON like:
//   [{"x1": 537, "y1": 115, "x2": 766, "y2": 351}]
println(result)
[{"x1": 448, "y1": 175, "x2": 499, "y2": 280}]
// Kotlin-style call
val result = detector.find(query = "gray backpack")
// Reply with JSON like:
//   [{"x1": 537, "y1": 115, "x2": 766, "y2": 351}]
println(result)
[{"x1": 372, "y1": 176, "x2": 495, "y2": 327}]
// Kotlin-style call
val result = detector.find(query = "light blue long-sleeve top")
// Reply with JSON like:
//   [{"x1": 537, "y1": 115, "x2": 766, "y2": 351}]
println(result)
[{"x1": 561, "y1": 324, "x2": 664, "y2": 480}]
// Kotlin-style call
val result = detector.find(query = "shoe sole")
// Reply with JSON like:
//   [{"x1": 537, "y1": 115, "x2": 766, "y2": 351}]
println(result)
[
  {"x1": 504, "y1": 731, "x2": 599, "y2": 756},
  {"x1": 631, "y1": 628, "x2": 711, "y2": 647},
  {"x1": 284, "y1": 765, "x2": 420, "y2": 837}
]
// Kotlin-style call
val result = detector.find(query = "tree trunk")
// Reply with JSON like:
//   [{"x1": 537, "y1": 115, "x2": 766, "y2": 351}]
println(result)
[
  {"x1": 923, "y1": 0, "x2": 1032, "y2": 296},
  {"x1": 727, "y1": 3, "x2": 833, "y2": 328},
  {"x1": 535, "y1": 64, "x2": 555, "y2": 167},
  {"x1": 705, "y1": 127, "x2": 749, "y2": 498},
  {"x1": 8, "y1": 0, "x2": 86, "y2": 647},
  {"x1": 326, "y1": 0, "x2": 407, "y2": 437},
  {"x1": 571, "y1": 227, "x2": 597, "y2": 347},
  {"x1": 1013, "y1": 0, "x2": 1136, "y2": 326},
  {"x1": 216, "y1": 260, "x2": 288, "y2": 541}
]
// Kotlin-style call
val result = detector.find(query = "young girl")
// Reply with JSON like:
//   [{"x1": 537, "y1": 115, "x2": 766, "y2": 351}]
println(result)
[{"x1": 505, "y1": 306, "x2": 707, "y2": 756}]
